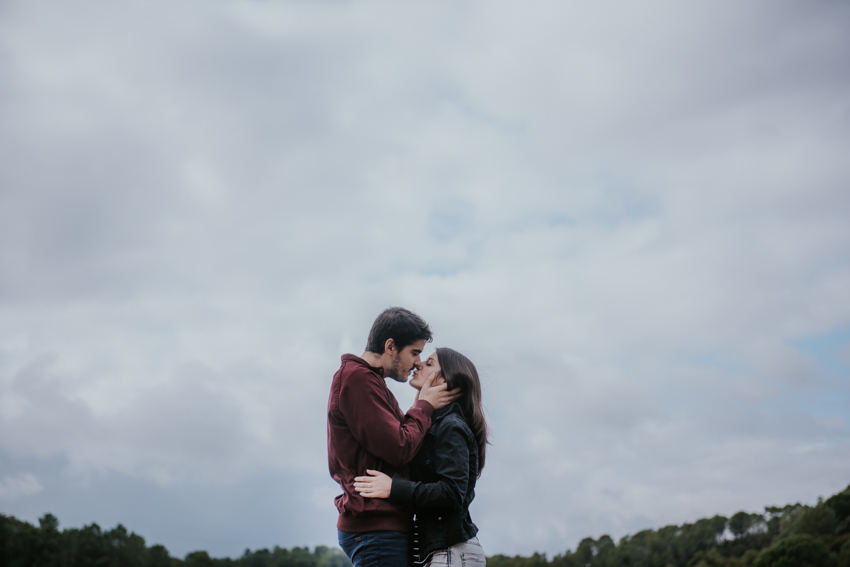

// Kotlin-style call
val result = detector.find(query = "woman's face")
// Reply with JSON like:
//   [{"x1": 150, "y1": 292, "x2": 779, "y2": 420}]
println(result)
[{"x1": 409, "y1": 353, "x2": 443, "y2": 391}]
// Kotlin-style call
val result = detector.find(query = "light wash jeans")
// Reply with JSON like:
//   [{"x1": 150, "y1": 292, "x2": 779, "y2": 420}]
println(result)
[{"x1": 424, "y1": 537, "x2": 485, "y2": 567}]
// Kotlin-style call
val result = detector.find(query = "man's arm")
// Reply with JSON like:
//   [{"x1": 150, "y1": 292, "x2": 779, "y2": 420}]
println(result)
[{"x1": 338, "y1": 371, "x2": 433, "y2": 467}]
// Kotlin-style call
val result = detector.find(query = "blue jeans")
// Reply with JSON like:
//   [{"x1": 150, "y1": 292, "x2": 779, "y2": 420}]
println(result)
[{"x1": 338, "y1": 530, "x2": 410, "y2": 567}]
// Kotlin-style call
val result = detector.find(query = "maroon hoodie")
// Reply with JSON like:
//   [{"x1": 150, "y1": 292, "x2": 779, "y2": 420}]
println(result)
[{"x1": 327, "y1": 354, "x2": 434, "y2": 533}]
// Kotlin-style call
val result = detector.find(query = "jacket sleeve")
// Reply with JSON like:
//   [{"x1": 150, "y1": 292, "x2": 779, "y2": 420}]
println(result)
[
  {"x1": 389, "y1": 417, "x2": 471, "y2": 509},
  {"x1": 338, "y1": 369, "x2": 434, "y2": 467}
]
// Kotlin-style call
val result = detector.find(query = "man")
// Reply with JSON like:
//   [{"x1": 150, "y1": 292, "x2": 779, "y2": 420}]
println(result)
[{"x1": 328, "y1": 307, "x2": 459, "y2": 567}]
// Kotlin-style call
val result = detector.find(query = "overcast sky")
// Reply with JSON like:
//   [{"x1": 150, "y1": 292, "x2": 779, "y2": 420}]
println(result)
[{"x1": 2, "y1": 0, "x2": 849, "y2": 560}]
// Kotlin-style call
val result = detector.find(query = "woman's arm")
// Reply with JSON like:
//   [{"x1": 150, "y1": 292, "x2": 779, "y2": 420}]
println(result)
[{"x1": 354, "y1": 418, "x2": 474, "y2": 509}]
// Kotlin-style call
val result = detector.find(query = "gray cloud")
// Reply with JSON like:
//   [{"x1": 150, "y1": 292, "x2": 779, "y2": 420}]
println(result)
[{"x1": 1, "y1": 0, "x2": 849, "y2": 559}]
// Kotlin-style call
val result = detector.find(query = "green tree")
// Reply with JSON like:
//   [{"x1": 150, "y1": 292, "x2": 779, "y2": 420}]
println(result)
[
  {"x1": 36, "y1": 514, "x2": 62, "y2": 567},
  {"x1": 106, "y1": 524, "x2": 147, "y2": 567},
  {"x1": 741, "y1": 549, "x2": 759, "y2": 565},
  {"x1": 776, "y1": 506, "x2": 808, "y2": 537},
  {"x1": 573, "y1": 537, "x2": 595, "y2": 567},
  {"x1": 70, "y1": 522, "x2": 111, "y2": 567},
  {"x1": 687, "y1": 547, "x2": 726, "y2": 567},
  {"x1": 592, "y1": 535, "x2": 615, "y2": 567},
  {"x1": 729, "y1": 512, "x2": 766, "y2": 539},
  {"x1": 838, "y1": 538, "x2": 850, "y2": 567},
  {"x1": 185, "y1": 550, "x2": 215, "y2": 567},
  {"x1": 548, "y1": 551, "x2": 579, "y2": 567},
  {"x1": 826, "y1": 486, "x2": 850, "y2": 526},
  {"x1": 752, "y1": 534, "x2": 836, "y2": 567},
  {"x1": 765, "y1": 504, "x2": 801, "y2": 539},
  {"x1": 315, "y1": 546, "x2": 351, "y2": 567},
  {"x1": 146, "y1": 544, "x2": 172, "y2": 567},
  {"x1": 0, "y1": 517, "x2": 13, "y2": 567},
  {"x1": 793, "y1": 504, "x2": 837, "y2": 537}
]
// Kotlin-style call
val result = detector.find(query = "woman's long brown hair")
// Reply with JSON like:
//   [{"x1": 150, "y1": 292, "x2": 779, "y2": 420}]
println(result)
[{"x1": 435, "y1": 347, "x2": 489, "y2": 477}]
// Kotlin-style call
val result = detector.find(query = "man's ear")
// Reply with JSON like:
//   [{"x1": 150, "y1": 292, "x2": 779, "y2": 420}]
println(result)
[{"x1": 384, "y1": 338, "x2": 396, "y2": 355}]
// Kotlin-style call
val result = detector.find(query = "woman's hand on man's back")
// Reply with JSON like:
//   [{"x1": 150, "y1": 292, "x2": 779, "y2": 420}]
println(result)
[{"x1": 354, "y1": 469, "x2": 392, "y2": 499}]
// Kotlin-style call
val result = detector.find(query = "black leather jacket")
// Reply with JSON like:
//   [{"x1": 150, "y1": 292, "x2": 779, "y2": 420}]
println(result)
[{"x1": 389, "y1": 403, "x2": 479, "y2": 562}]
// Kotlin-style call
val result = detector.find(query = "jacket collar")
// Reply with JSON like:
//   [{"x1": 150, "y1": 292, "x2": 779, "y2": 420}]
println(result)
[
  {"x1": 432, "y1": 401, "x2": 461, "y2": 422},
  {"x1": 340, "y1": 354, "x2": 384, "y2": 377}
]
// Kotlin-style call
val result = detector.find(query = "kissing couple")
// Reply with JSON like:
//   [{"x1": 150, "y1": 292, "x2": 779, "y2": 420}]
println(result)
[{"x1": 328, "y1": 307, "x2": 489, "y2": 567}]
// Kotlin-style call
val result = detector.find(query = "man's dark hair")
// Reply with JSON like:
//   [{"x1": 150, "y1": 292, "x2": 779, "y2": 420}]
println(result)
[{"x1": 365, "y1": 307, "x2": 432, "y2": 354}]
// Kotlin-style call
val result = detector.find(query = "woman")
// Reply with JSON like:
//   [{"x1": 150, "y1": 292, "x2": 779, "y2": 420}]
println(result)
[{"x1": 354, "y1": 348, "x2": 489, "y2": 567}]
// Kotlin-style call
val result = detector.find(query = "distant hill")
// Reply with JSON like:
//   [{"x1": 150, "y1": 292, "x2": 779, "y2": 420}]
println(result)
[{"x1": 2, "y1": 484, "x2": 848, "y2": 567}]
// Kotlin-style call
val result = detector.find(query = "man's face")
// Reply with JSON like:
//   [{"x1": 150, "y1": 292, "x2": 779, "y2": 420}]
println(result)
[{"x1": 387, "y1": 339, "x2": 427, "y2": 382}]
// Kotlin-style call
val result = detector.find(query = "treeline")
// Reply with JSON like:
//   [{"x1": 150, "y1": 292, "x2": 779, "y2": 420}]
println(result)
[
  {"x1": 2, "y1": 484, "x2": 849, "y2": 567},
  {"x1": 0, "y1": 514, "x2": 351, "y2": 567},
  {"x1": 490, "y1": 484, "x2": 850, "y2": 567}
]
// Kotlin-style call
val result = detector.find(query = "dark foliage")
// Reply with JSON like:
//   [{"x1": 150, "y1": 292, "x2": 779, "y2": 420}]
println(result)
[
  {"x1": 751, "y1": 534, "x2": 835, "y2": 567},
  {"x1": 0, "y1": 514, "x2": 350, "y2": 567},
  {"x1": 2, "y1": 484, "x2": 848, "y2": 567},
  {"x1": 482, "y1": 484, "x2": 850, "y2": 567}
]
